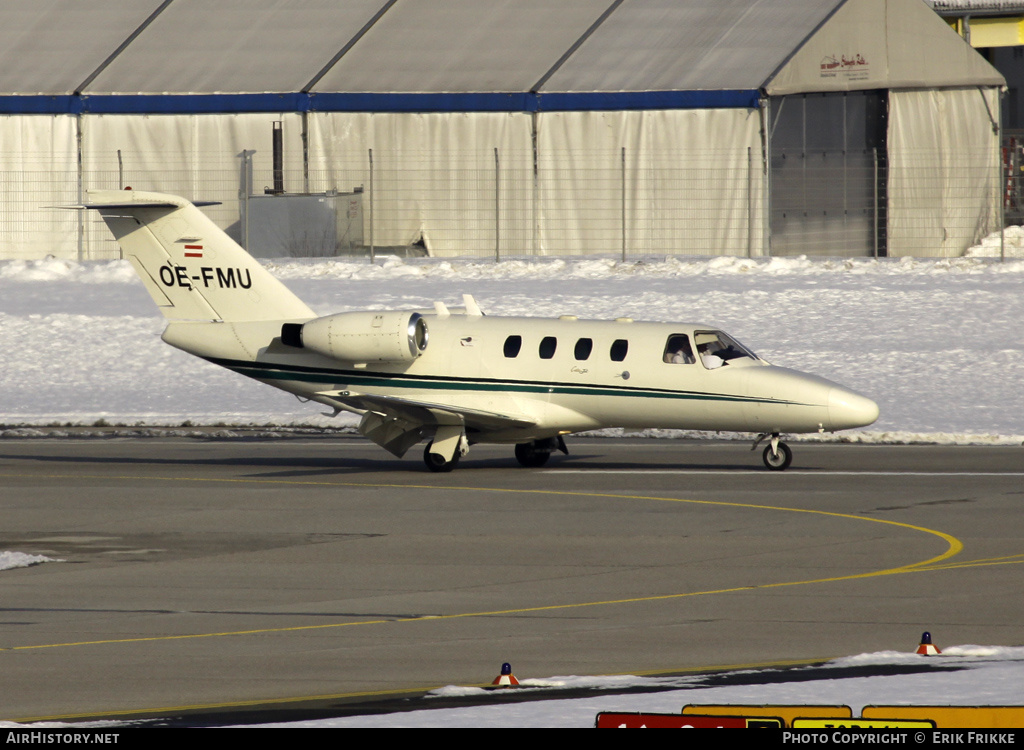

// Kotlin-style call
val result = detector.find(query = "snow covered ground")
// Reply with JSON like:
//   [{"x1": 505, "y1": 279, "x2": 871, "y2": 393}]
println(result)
[
  {"x1": 0, "y1": 551, "x2": 57, "y2": 571},
  {"x1": 251, "y1": 646, "x2": 1024, "y2": 728},
  {"x1": 2, "y1": 252, "x2": 1023, "y2": 727}
]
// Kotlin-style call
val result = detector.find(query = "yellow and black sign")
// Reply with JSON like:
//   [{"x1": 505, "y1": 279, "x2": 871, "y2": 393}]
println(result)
[
  {"x1": 862, "y1": 705, "x2": 1024, "y2": 728},
  {"x1": 793, "y1": 718, "x2": 935, "y2": 729},
  {"x1": 682, "y1": 704, "x2": 852, "y2": 728}
]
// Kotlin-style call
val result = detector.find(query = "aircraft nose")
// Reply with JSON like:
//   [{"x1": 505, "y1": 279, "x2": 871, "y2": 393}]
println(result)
[{"x1": 827, "y1": 386, "x2": 879, "y2": 430}]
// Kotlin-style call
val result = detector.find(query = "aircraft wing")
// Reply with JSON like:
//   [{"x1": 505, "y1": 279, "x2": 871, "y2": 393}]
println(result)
[
  {"x1": 317, "y1": 389, "x2": 535, "y2": 430},
  {"x1": 316, "y1": 389, "x2": 536, "y2": 457}
]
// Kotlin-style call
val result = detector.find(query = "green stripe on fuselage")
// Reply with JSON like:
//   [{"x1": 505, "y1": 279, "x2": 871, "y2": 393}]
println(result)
[{"x1": 205, "y1": 357, "x2": 806, "y2": 407}]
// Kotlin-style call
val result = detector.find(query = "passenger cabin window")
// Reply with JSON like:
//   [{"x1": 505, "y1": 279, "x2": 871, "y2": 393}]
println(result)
[
  {"x1": 574, "y1": 338, "x2": 593, "y2": 360},
  {"x1": 610, "y1": 339, "x2": 628, "y2": 362},
  {"x1": 662, "y1": 334, "x2": 694, "y2": 364},
  {"x1": 503, "y1": 335, "x2": 522, "y2": 358},
  {"x1": 539, "y1": 336, "x2": 557, "y2": 359},
  {"x1": 694, "y1": 331, "x2": 759, "y2": 370}
]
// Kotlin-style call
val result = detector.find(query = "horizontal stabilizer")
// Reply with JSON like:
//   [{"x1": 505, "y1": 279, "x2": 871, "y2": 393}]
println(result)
[{"x1": 56, "y1": 200, "x2": 221, "y2": 210}]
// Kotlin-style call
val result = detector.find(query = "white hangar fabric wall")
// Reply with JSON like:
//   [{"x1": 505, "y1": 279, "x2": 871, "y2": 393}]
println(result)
[
  {"x1": 533, "y1": 109, "x2": 764, "y2": 257},
  {"x1": 886, "y1": 88, "x2": 1002, "y2": 256},
  {"x1": 306, "y1": 109, "x2": 763, "y2": 257},
  {"x1": 0, "y1": 115, "x2": 79, "y2": 259},
  {"x1": 305, "y1": 112, "x2": 536, "y2": 256},
  {"x1": 0, "y1": 0, "x2": 1006, "y2": 261}
]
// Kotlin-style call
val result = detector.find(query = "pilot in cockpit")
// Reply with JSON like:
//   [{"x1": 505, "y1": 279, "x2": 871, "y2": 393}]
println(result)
[
  {"x1": 697, "y1": 342, "x2": 724, "y2": 369},
  {"x1": 663, "y1": 335, "x2": 694, "y2": 364}
]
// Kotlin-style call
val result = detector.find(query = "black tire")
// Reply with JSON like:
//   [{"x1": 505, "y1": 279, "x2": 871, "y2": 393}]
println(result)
[
  {"x1": 762, "y1": 442, "x2": 793, "y2": 471},
  {"x1": 424, "y1": 443, "x2": 459, "y2": 473},
  {"x1": 514, "y1": 441, "x2": 551, "y2": 468}
]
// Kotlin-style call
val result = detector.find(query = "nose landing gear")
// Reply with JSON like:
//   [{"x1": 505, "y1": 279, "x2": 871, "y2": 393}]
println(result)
[{"x1": 753, "y1": 432, "x2": 793, "y2": 471}]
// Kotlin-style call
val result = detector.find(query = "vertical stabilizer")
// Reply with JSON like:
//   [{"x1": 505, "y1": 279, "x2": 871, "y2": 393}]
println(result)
[{"x1": 84, "y1": 190, "x2": 314, "y2": 322}]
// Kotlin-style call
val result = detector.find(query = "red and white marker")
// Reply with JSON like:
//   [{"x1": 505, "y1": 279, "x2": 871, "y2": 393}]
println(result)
[{"x1": 491, "y1": 662, "x2": 520, "y2": 687}]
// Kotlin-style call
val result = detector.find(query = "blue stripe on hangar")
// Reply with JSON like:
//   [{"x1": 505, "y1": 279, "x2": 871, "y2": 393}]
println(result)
[{"x1": 0, "y1": 89, "x2": 761, "y2": 115}]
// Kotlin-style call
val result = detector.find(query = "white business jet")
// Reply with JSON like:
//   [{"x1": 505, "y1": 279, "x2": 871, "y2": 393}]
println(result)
[{"x1": 72, "y1": 190, "x2": 878, "y2": 472}]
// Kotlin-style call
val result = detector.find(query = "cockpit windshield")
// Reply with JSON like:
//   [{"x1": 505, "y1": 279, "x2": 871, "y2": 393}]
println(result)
[{"x1": 693, "y1": 331, "x2": 759, "y2": 369}]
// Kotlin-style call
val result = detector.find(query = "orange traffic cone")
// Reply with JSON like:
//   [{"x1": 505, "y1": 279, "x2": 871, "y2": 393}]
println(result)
[
  {"x1": 491, "y1": 662, "x2": 520, "y2": 687},
  {"x1": 916, "y1": 631, "x2": 941, "y2": 655}
]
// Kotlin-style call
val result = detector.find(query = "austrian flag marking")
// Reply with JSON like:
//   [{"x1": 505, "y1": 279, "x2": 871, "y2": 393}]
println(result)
[{"x1": 184, "y1": 244, "x2": 204, "y2": 258}]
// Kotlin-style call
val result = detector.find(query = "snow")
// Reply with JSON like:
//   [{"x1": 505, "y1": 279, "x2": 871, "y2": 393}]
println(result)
[
  {"x1": 2, "y1": 252, "x2": 1023, "y2": 727},
  {"x1": 0, "y1": 551, "x2": 58, "y2": 571},
  {"x1": 254, "y1": 648, "x2": 1024, "y2": 728},
  {"x1": 964, "y1": 226, "x2": 1024, "y2": 259}
]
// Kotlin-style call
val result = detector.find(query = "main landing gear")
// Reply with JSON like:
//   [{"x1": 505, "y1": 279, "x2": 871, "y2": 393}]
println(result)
[
  {"x1": 514, "y1": 437, "x2": 568, "y2": 468},
  {"x1": 423, "y1": 426, "x2": 469, "y2": 473},
  {"x1": 423, "y1": 443, "x2": 460, "y2": 472},
  {"x1": 423, "y1": 434, "x2": 569, "y2": 472},
  {"x1": 423, "y1": 432, "x2": 793, "y2": 472},
  {"x1": 753, "y1": 432, "x2": 793, "y2": 471}
]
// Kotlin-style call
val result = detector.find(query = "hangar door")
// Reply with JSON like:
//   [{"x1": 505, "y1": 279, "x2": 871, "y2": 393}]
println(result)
[{"x1": 769, "y1": 90, "x2": 888, "y2": 257}]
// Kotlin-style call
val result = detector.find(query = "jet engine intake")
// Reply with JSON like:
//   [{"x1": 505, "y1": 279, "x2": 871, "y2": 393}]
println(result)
[{"x1": 282, "y1": 311, "x2": 428, "y2": 363}]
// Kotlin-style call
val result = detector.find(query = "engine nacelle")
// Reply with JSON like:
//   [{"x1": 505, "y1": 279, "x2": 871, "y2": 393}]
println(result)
[{"x1": 282, "y1": 311, "x2": 428, "y2": 363}]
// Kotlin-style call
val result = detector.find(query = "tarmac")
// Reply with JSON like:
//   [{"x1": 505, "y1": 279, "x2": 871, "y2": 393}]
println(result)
[{"x1": 1, "y1": 436, "x2": 1021, "y2": 723}]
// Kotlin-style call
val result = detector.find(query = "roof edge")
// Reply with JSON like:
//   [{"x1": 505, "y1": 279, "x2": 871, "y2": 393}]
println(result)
[{"x1": 762, "y1": 0, "x2": 851, "y2": 91}]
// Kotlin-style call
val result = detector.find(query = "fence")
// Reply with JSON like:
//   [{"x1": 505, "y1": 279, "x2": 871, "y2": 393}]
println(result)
[{"x1": 0, "y1": 144, "x2": 1006, "y2": 261}]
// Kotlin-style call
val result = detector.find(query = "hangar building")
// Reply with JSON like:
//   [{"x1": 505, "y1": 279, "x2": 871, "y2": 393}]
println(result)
[{"x1": 0, "y1": 0, "x2": 1005, "y2": 260}]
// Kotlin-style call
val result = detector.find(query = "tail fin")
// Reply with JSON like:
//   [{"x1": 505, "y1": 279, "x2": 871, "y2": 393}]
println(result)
[{"x1": 83, "y1": 190, "x2": 314, "y2": 322}]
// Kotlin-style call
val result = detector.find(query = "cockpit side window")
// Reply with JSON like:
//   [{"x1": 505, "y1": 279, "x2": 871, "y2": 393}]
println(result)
[
  {"x1": 694, "y1": 331, "x2": 758, "y2": 370},
  {"x1": 662, "y1": 334, "x2": 694, "y2": 364}
]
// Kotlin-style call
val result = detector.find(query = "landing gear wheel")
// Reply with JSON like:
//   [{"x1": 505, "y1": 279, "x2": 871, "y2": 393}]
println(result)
[
  {"x1": 515, "y1": 441, "x2": 551, "y2": 468},
  {"x1": 762, "y1": 441, "x2": 792, "y2": 471},
  {"x1": 424, "y1": 443, "x2": 460, "y2": 473}
]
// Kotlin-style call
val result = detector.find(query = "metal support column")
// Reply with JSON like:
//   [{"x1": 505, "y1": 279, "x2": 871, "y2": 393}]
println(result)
[
  {"x1": 76, "y1": 114, "x2": 84, "y2": 262},
  {"x1": 494, "y1": 147, "x2": 500, "y2": 262},
  {"x1": 747, "y1": 146, "x2": 753, "y2": 258},
  {"x1": 368, "y1": 148, "x2": 375, "y2": 263},
  {"x1": 239, "y1": 150, "x2": 254, "y2": 251},
  {"x1": 873, "y1": 148, "x2": 879, "y2": 259},
  {"x1": 621, "y1": 146, "x2": 626, "y2": 262}
]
